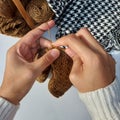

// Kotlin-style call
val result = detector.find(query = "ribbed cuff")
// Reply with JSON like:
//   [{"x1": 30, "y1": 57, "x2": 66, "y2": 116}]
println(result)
[
  {"x1": 0, "y1": 97, "x2": 19, "y2": 120},
  {"x1": 79, "y1": 78, "x2": 120, "y2": 120}
]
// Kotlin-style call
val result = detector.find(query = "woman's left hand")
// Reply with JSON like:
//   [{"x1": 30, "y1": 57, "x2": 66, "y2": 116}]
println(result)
[{"x1": 0, "y1": 20, "x2": 60, "y2": 104}]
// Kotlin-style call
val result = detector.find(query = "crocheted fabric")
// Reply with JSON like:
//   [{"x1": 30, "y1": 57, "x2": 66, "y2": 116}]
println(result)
[{"x1": 47, "y1": 0, "x2": 120, "y2": 52}]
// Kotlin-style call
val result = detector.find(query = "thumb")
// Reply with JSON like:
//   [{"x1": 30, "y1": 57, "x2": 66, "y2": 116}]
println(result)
[{"x1": 33, "y1": 49, "x2": 60, "y2": 74}]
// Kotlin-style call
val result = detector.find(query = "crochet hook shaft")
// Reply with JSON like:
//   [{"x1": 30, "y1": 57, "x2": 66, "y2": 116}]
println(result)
[{"x1": 12, "y1": 0, "x2": 35, "y2": 29}]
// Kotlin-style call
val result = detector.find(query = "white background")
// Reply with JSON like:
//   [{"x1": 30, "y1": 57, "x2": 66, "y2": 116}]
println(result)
[{"x1": 0, "y1": 27, "x2": 91, "y2": 120}]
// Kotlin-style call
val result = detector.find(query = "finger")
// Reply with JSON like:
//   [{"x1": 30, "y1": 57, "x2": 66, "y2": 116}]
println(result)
[
  {"x1": 40, "y1": 38, "x2": 52, "y2": 48},
  {"x1": 20, "y1": 20, "x2": 55, "y2": 45},
  {"x1": 76, "y1": 28, "x2": 104, "y2": 52},
  {"x1": 53, "y1": 34, "x2": 93, "y2": 60},
  {"x1": 33, "y1": 49, "x2": 60, "y2": 74},
  {"x1": 65, "y1": 47, "x2": 76, "y2": 58},
  {"x1": 16, "y1": 20, "x2": 55, "y2": 59}
]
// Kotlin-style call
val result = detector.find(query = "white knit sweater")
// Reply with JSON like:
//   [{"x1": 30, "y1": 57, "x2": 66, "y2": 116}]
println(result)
[
  {"x1": 0, "y1": 98, "x2": 19, "y2": 120},
  {"x1": 79, "y1": 78, "x2": 120, "y2": 120}
]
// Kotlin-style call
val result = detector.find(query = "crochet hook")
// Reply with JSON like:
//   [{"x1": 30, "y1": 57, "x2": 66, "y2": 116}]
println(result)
[{"x1": 12, "y1": 0, "x2": 35, "y2": 29}]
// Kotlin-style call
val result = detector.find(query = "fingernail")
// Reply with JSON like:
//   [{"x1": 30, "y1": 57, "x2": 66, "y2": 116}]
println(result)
[
  {"x1": 48, "y1": 20, "x2": 55, "y2": 24},
  {"x1": 47, "y1": 20, "x2": 55, "y2": 27},
  {"x1": 50, "y1": 49, "x2": 60, "y2": 58},
  {"x1": 65, "y1": 48, "x2": 76, "y2": 58}
]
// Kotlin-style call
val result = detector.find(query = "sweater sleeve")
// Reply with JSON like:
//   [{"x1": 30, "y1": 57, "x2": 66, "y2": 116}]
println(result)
[
  {"x1": 0, "y1": 97, "x2": 19, "y2": 120},
  {"x1": 78, "y1": 77, "x2": 120, "y2": 120}
]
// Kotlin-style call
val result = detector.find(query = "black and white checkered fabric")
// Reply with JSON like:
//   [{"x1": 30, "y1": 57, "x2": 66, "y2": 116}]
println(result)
[{"x1": 46, "y1": 0, "x2": 120, "y2": 52}]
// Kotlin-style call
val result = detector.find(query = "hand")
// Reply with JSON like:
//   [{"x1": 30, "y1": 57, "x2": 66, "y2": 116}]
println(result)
[
  {"x1": 53, "y1": 28, "x2": 115, "y2": 92},
  {"x1": 0, "y1": 20, "x2": 60, "y2": 104}
]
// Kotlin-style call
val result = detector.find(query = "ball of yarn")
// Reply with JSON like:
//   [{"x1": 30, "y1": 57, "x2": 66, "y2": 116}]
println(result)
[
  {"x1": 0, "y1": 0, "x2": 16, "y2": 18},
  {"x1": 0, "y1": 16, "x2": 30, "y2": 37},
  {"x1": 0, "y1": 0, "x2": 54, "y2": 37},
  {"x1": 26, "y1": 0, "x2": 54, "y2": 24}
]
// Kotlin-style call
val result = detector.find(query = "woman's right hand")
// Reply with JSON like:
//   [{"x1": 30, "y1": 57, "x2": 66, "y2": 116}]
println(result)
[{"x1": 53, "y1": 28, "x2": 115, "y2": 93}]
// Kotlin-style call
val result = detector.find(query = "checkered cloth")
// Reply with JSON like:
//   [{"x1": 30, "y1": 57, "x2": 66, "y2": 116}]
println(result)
[{"x1": 47, "y1": 0, "x2": 120, "y2": 52}]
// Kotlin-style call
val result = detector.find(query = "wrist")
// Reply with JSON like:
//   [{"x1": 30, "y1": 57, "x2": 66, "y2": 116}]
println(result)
[{"x1": 0, "y1": 87, "x2": 20, "y2": 105}]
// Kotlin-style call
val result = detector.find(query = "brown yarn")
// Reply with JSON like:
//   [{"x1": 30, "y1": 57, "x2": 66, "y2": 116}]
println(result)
[
  {"x1": 0, "y1": 17, "x2": 30, "y2": 37},
  {"x1": 36, "y1": 47, "x2": 73, "y2": 98},
  {"x1": 0, "y1": 0, "x2": 16, "y2": 18},
  {"x1": 49, "y1": 48, "x2": 73, "y2": 97},
  {"x1": 0, "y1": 0, "x2": 54, "y2": 37},
  {"x1": 26, "y1": 0, "x2": 54, "y2": 24}
]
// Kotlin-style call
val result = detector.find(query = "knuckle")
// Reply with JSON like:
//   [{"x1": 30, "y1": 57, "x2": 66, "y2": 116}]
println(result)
[
  {"x1": 69, "y1": 74, "x2": 75, "y2": 81},
  {"x1": 7, "y1": 46, "x2": 14, "y2": 56},
  {"x1": 69, "y1": 74, "x2": 76, "y2": 81},
  {"x1": 72, "y1": 54, "x2": 80, "y2": 61},
  {"x1": 67, "y1": 34, "x2": 76, "y2": 40},
  {"x1": 26, "y1": 63, "x2": 38, "y2": 79},
  {"x1": 42, "y1": 53, "x2": 53, "y2": 65},
  {"x1": 79, "y1": 27, "x2": 89, "y2": 33},
  {"x1": 7, "y1": 48, "x2": 11, "y2": 55},
  {"x1": 101, "y1": 49, "x2": 108, "y2": 57},
  {"x1": 93, "y1": 55, "x2": 101, "y2": 65},
  {"x1": 26, "y1": 70, "x2": 35, "y2": 79},
  {"x1": 28, "y1": 31, "x2": 37, "y2": 39},
  {"x1": 87, "y1": 53, "x2": 101, "y2": 66},
  {"x1": 80, "y1": 27, "x2": 88, "y2": 31},
  {"x1": 69, "y1": 73, "x2": 80, "y2": 85},
  {"x1": 66, "y1": 34, "x2": 78, "y2": 42},
  {"x1": 7, "y1": 46, "x2": 12, "y2": 53}
]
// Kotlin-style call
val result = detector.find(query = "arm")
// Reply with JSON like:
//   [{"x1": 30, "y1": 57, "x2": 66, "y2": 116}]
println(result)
[{"x1": 53, "y1": 28, "x2": 120, "y2": 119}]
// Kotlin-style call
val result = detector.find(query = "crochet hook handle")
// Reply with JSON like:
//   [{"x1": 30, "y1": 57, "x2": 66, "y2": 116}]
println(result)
[{"x1": 12, "y1": 0, "x2": 35, "y2": 29}]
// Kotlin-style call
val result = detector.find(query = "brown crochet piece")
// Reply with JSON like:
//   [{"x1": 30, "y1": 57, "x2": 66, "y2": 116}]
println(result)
[
  {"x1": 0, "y1": 0, "x2": 73, "y2": 97},
  {"x1": 36, "y1": 47, "x2": 73, "y2": 98},
  {"x1": 0, "y1": 0, "x2": 54, "y2": 37}
]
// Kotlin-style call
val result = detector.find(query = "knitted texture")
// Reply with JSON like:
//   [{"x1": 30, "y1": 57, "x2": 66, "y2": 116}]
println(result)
[
  {"x1": 79, "y1": 78, "x2": 120, "y2": 120},
  {"x1": 36, "y1": 47, "x2": 73, "y2": 98},
  {"x1": 0, "y1": 0, "x2": 54, "y2": 37},
  {"x1": 47, "y1": 0, "x2": 120, "y2": 52}
]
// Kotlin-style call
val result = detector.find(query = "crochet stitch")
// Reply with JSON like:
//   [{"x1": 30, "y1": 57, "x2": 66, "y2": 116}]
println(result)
[{"x1": 36, "y1": 47, "x2": 73, "y2": 98}]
